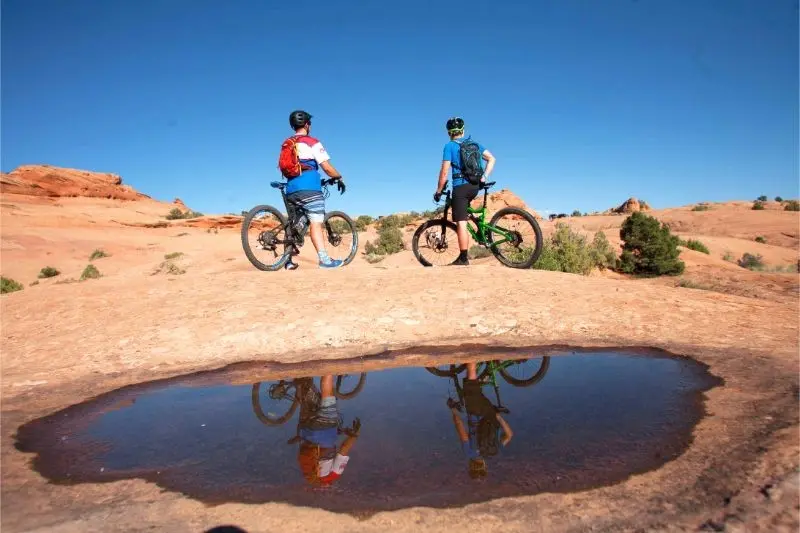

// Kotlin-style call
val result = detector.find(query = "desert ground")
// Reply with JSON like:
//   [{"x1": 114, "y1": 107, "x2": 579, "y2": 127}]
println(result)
[{"x1": 1, "y1": 165, "x2": 798, "y2": 532}]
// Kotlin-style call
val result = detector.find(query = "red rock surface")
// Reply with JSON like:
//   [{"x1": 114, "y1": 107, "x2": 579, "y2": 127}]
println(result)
[{"x1": 1, "y1": 165, "x2": 150, "y2": 200}]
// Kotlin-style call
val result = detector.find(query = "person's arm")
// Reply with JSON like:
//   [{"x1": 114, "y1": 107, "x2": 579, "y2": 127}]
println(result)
[
  {"x1": 313, "y1": 141, "x2": 342, "y2": 180},
  {"x1": 481, "y1": 149, "x2": 496, "y2": 180},
  {"x1": 496, "y1": 413, "x2": 513, "y2": 446},
  {"x1": 436, "y1": 161, "x2": 450, "y2": 195},
  {"x1": 339, "y1": 433, "x2": 358, "y2": 456},
  {"x1": 450, "y1": 407, "x2": 469, "y2": 443},
  {"x1": 320, "y1": 160, "x2": 343, "y2": 180}
]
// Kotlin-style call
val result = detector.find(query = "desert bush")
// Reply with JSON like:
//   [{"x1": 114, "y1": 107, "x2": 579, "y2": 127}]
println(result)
[
  {"x1": 677, "y1": 279, "x2": 714, "y2": 291},
  {"x1": 30, "y1": 280, "x2": 39, "y2": 286},
  {"x1": 618, "y1": 212, "x2": 685, "y2": 276},
  {"x1": 421, "y1": 207, "x2": 445, "y2": 219},
  {"x1": 723, "y1": 251, "x2": 735, "y2": 262},
  {"x1": 164, "y1": 252, "x2": 184, "y2": 260},
  {"x1": 681, "y1": 239, "x2": 710, "y2": 254},
  {"x1": 364, "y1": 225, "x2": 404, "y2": 256},
  {"x1": 775, "y1": 196, "x2": 783, "y2": 202},
  {"x1": 377, "y1": 214, "x2": 414, "y2": 230},
  {"x1": 532, "y1": 225, "x2": 596, "y2": 275},
  {"x1": 468, "y1": 245, "x2": 493, "y2": 260},
  {"x1": 571, "y1": 210, "x2": 582, "y2": 217},
  {"x1": 166, "y1": 208, "x2": 203, "y2": 220},
  {"x1": 38, "y1": 266, "x2": 60, "y2": 279},
  {"x1": 1, "y1": 276, "x2": 23, "y2": 294},
  {"x1": 737, "y1": 253, "x2": 764, "y2": 271},
  {"x1": 757, "y1": 195, "x2": 768, "y2": 202},
  {"x1": 355, "y1": 215, "x2": 374, "y2": 231},
  {"x1": 755, "y1": 236, "x2": 766, "y2": 244},
  {"x1": 752, "y1": 200, "x2": 765, "y2": 210},
  {"x1": 784, "y1": 200, "x2": 800, "y2": 211},
  {"x1": 327, "y1": 219, "x2": 351, "y2": 234},
  {"x1": 589, "y1": 231, "x2": 618, "y2": 270},
  {"x1": 692, "y1": 204, "x2": 711, "y2": 212},
  {"x1": 80, "y1": 264, "x2": 101, "y2": 280},
  {"x1": 89, "y1": 249, "x2": 109, "y2": 260},
  {"x1": 364, "y1": 253, "x2": 385, "y2": 264}
]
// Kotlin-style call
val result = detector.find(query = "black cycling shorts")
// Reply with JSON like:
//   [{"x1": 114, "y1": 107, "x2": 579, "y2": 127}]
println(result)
[
  {"x1": 463, "y1": 379, "x2": 496, "y2": 418},
  {"x1": 452, "y1": 183, "x2": 481, "y2": 222}
]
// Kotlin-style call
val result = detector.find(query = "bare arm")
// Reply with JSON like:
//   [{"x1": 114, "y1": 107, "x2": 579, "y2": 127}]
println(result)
[
  {"x1": 436, "y1": 161, "x2": 450, "y2": 194},
  {"x1": 482, "y1": 150, "x2": 496, "y2": 180},
  {"x1": 496, "y1": 413, "x2": 513, "y2": 446},
  {"x1": 450, "y1": 407, "x2": 469, "y2": 443},
  {"x1": 320, "y1": 161, "x2": 343, "y2": 180},
  {"x1": 339, "y1": 434, "x2": 358, "y2": 456}
]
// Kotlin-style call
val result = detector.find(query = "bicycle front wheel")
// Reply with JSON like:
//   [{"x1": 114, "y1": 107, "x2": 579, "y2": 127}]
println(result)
[
  {"x1": 241, "y1": 205, "x2": 290, "y2": 271},
  {"x1": 425, "y1": 364, "x2": 467, "y2": 377},
  {"x1": 487, "y1": 207, "x2": 543, "y2": 269},
  {"x1": 335, "y1": 373, "x2": 367, "y2": 399},
  {"x1": 412, "y1": 219, "x2": 460, "y2": 267},
  {"x1": 251, "y1": 381, "x2": 299, "y2": 425},
  {"x1": 498, "y1": 356, "x2": 551, "y2": 387},
  {"x1": 324, "y1": 211, "x2": 359, "y2": 266}
]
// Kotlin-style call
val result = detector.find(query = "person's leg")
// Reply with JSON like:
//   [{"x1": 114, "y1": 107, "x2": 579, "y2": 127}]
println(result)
[
  {"x1": 466, "y1": 362, "x2": 478, "y2": 380},
  {"x1": 320, "y1": 375, "x2": 335, "y2": 399},
  {"x1": 457, "y1": 221, "x2": 471, "y2": 254},
  {"x1": 291, "y1": 192, "x2": 341, "y2": 268}
]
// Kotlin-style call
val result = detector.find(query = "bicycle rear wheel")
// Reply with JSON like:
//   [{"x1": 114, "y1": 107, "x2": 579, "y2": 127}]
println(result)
[
  {"x1": 425, "y1": 364, "x2": 467, "y2": 377},
  {"x1": 487, "y1": 207, "x2": 543, "y2": 269},
  {"x1": 335, "y1": 373, "x2": 367, "y2": 399},
  {"x1": 251, "y1": 381, "x2": 299, "y2": 425},
  {"x1": 324, "y1": 211, "x2": 359, "y2": 266},
  {"x1": 412, "y1": 219, "x2": 460, "y2": 267},
  {"x1": 498, "y1": 356, "x2": 551, "y2": 387},
  {"x1": 241, "y1": 205, "x2": 291, "y2": 271}
]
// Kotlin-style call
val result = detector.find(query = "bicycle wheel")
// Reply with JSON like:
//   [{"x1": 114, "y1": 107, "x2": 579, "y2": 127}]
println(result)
[
  {"x1": 498, "y1": 356, "x2": 551, "y2": 387},
  {"x1": 241, "y1": 205, "x2": 291, "y2": 271},
  {"x1": 424, "y1": 364, "x2": 467, "y2": 377},
  {"x1": 335, "y1": 373, "x2": 367, "y2": 399},
  {"x1": 324, "y1": 211, "x2": 359, "y2": 266},
  {"x1": 412, "y1": 219, "x2": 460, "y2": 267},
  {"x1": 487, "y1": 207, "x2": 543, "y2": 269},
  {"x1": 251, "y1": 381, "x2": 299, "y2": 425}
]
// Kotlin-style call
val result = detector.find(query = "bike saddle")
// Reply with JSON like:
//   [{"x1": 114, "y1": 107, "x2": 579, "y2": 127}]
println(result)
[
  {"x1": 270, "y1": 181, "x2": 287, "y2": 189},
  {"x1": 482, "y1": 181, "x2": 497, "y2": 190}
]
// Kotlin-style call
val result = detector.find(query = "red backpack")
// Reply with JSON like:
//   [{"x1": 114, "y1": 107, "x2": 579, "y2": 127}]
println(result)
[{"x1": 278, "y1": 136, "x2": 312, "y2": 178}]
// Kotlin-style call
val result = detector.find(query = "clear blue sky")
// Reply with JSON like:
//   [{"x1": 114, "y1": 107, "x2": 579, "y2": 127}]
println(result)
[{"x1": 2, "y1": 0, "x2": 798, "y2": 217}]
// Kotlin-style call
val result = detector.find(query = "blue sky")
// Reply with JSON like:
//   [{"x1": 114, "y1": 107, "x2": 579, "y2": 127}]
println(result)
[{"x1": 2, "y1": 0, "x2": 797, "y2": 217}]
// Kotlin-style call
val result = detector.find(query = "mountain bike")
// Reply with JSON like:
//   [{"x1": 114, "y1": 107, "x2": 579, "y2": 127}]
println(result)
[
  {"x1": 411, "y1": 181, "x2": 543, "y2": 268},
  {"x1": 241, "y1": 179, "x2": 358, "y2": 271},
  {"x1": 428, "y1": 358, "x2": 550, "y2": 415},
  {"x1": 251, "y1": 373, "x2": 366, "y2": 426},
  {"x1": 425, "y1": 357, "x2": 551, "y2": 387}
]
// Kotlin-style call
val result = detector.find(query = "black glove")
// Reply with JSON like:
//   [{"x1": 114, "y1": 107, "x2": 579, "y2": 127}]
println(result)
[
  {"x1": 447, "y1": 398, "x2": 462, "y2": 411},
  {"x1": 342, "y1": 417, "x2": 361, "y2": 437},
  {"x1": 433, "y1": 191, "x2": 442, "y2": 203},
  {"x1": 336, "y1": 179, "x2": 346, "y2": 195}
]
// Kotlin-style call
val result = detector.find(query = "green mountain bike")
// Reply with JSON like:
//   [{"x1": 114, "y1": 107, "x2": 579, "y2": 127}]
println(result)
[
  {"x1": 411, "y1": 181, "x2": 543, "y2": 268},
  {"x1": 425, "y1": 357, "x2": 551, "y2": 387}
]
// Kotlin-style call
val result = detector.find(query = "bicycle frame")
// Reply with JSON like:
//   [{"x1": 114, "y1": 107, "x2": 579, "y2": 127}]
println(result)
[{"x1": 440, "y1": 187, "x2": 517, "y2": 247}]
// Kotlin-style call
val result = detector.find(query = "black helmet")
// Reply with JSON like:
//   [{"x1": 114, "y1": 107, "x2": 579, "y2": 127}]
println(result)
[
  {"x1": 446, "y1": 117, "x2": 464, "y2": 132},
  {"x1": 289, "y1": 110, "x2": 312, "y2": 130}
]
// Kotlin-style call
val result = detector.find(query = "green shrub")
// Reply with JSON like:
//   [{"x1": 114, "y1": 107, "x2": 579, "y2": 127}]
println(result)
[
  {"x1": 755, "y1": 236, "x2": 766, "y2": 244},
  {"x1": 327, "y1": 219, "x2": 351, "y2": 234},
  {"x1": 468, "y1": 245, "x2": 493, "y2": 259},
  {"x1": 531, "y1": 225, "x2": 591, "y2": 275},
  {"x1": 589, "y1": 231, "x2": 618, "y2": 270},
  {"x1": 30, "y1": 280, "x2": 39, "y2": 286},
  {"x1": 89, "y1": 249, "x2": 109, "y2": 260},
  {"x1": 757, "y1": 195, "x2": 768, "y2": 202},
  {"x1": 38, "y1": 266, "x2": 60, "y2": 279},
  {"x1": 618, "y1": 212, "x2": 685, "y2": 276},
  {"x1": 164, "y1": 252, "x2": 183, "y2": 260},
  {"x1": 1, "y1": 276, "x2": 23, "y2": 294},
  {"x1": 775, "y1": 196, "x2": 783, "y2": 202},
  {"x1": 364, "y1": 225, "x2": 404, "y2": 255},
  {"x1": 166, "y1": 208, "x2": 203, "y2": 220},
  {"x1": 784, "y1": 200, "x2": 800, "y2": 211},
  {"x1": 692, "y1": 204, "x2": 711, "y2": 212},
  {"x1": 752, "y1": 200, "x2": 765, "y2": 210},
  {"x1": 571, "y1": 210, "x2": 582, "y2": 217},
  {"x1": 355, "y1": 215, "x2": 374, "y2": 231},
  {"x1": 737, "y1": 253, "x2": 764, "y2": 271},
  {"x1": 364, "y1": 253, "x2": 385, "y2": 264},
  {"x1": 682, "y1": 239, "x2": 710, "y2": 254},
  {"x1": 80, "y1": 264, "x2": 101, "y2": 280},
  {"x1": 723, "y1": 251, "x2": 735, "y2": 262},
  {"x1": 377, "y1": 214, "x2": 414, "y2": 230}
]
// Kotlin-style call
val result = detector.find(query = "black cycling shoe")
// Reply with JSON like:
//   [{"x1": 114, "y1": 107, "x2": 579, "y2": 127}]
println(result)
[
  {"x1": 285, "y1": 260, "x2": 299, "y2": 271},
  {"x1": 452, "y1": 257, "x2": 470, "y2": 266}
]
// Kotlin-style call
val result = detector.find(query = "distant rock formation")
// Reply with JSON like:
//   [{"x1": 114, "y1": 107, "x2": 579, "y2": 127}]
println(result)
[
  {"x1": 0, "y1": 165, "x2": 150, "y2": 200},
  {"x1": 611, "y1": 197, "x2": 650, "y2": 214}
]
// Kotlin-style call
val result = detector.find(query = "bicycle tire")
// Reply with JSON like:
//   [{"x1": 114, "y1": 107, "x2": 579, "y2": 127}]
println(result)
[
  {"x1": 424, "y1": 364, "x2": 467, "y2": 377},
  {"x1": 335, "y1": 373, "x2": 367, "y2": 399},
  {"x1": 412, "y1": 219, "x2": 460, "y2": 267},
  {"x1": 498, "y1": 356, "x2": 551, "y2": 387},
  {"x1": 251, "y1": 382, "x2": 299, "y2": 425},
  {"x1": 241, "y1": 205, "x2": 290, "y2": 271},
  {"x1": 324, "y1": 211, "x2": 359, "y2": 266},
  {"x1": 487, "y1": 207, "x2": 543, "y2": 269}
]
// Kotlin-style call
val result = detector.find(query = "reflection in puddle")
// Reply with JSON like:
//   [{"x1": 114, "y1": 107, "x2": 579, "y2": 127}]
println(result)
[{"x1": 15, "y1": 349, "x2": 721, "y2": 516}]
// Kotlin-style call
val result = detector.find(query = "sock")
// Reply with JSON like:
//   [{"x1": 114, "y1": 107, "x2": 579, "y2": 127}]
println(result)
[
  {"x1": 318, "y1": 250, "x2": 330, "y2": 263},
  {"x1": 459, "y1": 250, "x2": 469, "y2": 262}
]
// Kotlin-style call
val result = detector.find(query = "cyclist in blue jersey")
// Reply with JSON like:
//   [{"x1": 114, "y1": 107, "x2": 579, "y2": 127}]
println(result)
[
  {"x1": 434, "y1": 117, "x2": 496, "y2": 265},
  {"x1": 284, "y1": 110, "x2": 347, "y2": 270}
]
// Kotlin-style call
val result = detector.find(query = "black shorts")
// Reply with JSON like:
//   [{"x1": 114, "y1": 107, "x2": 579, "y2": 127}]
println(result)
[
  {"x1": 451, "y1": 183, "x2": 480, "y2": 222},
  {"x1": 463, "y1": 379, "x2": 496, "y2": 418}
]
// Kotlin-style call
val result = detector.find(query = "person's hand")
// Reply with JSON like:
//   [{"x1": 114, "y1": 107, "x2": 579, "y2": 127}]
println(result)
[
  {"x1": 447, "y1": 398, "x2": 462, "y2": 411},
  {"x1": 433, "y1": 191, "x2": 442, "y2": 203},
  {"x1": 343, "y1": 417, "x2": 361, "y2": 437},
  {"x1": 335, "y1": 178, "x2": 346, "y2": 194}
]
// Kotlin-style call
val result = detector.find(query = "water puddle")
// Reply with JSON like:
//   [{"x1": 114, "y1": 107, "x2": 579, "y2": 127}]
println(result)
[{"x1": 15, "y1": 347, "x2": 721, "y2": 516}]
